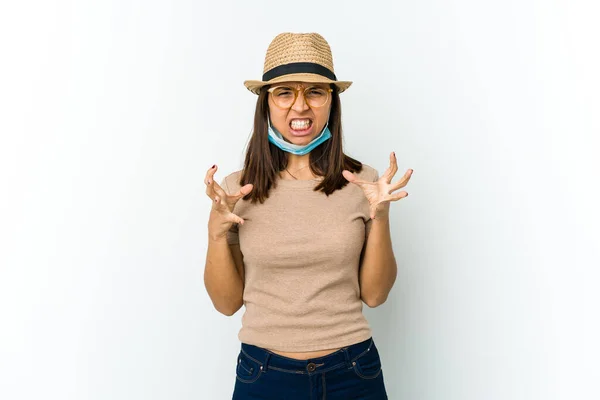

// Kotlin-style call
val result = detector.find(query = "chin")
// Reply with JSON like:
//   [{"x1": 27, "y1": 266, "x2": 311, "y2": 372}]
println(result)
[{"x1": 282, "y1": 133, "x2": 316, "y2": 145}]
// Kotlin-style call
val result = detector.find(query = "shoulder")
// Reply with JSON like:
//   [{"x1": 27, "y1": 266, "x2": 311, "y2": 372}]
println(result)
[
  {"x1": 219, "y1": 169, "x2": 244, "y2": 195},
  {"x1": 356, "y1": 163, "x2": 379, "y2": 182}
]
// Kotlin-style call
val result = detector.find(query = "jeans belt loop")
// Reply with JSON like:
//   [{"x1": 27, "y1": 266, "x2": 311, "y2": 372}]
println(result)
[
  {"x1": 262, "y1": 352, "x2": 271, "y2": 373},
  {"x1": 341, "y1": 347, "x2": 352, "y2": 369}
]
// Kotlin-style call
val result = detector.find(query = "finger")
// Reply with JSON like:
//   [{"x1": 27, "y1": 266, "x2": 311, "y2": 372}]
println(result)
[
  {"x1": 204, "y1": 164, "x2": 217, "y2": 185},
  {"x1": 211, "y1": 195, "x2": 232, "y2": 217},
  {"x1": 388, "y1": 169, "x2": 413, "y2": 192},
  {"x1": 387, "y1": 191, "x2": 408, "y2": 201},
  {"x1": 369, "y1": 203, "x2": 378, "y2": 220},
  {"x1": 342, "y1": 170, "x2": 370, "y2": 186},
  {"x1": 229, "y1": 183, "x2": 254, "y2": 200},
  {"x1": 222, "y1": 183, "x2": 253, "y2": 209},
  {"x1": 204, "y1": 165, "x2": 218, "y2": 198},
  {"x1": 205, "y1": 175, "x2": 228, "y2": 201},
  {"x1": 383, "y1": 152, "x2": 398, "y2": 184},
  {"x1": 208, "y1": 184, "x2": 233, "y2": 215},
  {"x1": 205, "y1": 179, "x2": 217, "y2": 198},
  {"x1": 231, "y1": 212, "x2": 246, "y2": 225},
  {"x1": 212, "y1": 181, "x2": 228, "y2": 198},
  {"x1": 212, "y1": 195, "x2": 232, "y2": 215}
]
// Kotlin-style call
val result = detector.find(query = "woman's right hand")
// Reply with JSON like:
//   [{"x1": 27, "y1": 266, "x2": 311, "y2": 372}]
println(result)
[{"x1": 205, "y1": 164, "x2": 253, "y2": 241}]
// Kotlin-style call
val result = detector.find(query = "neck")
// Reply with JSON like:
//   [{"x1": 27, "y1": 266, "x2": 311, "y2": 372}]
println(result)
[
  {"x1": 280, "y1": 153, "x2": 318, "y2": 180},
  {"x1": 287, "y1": 153, "x2": 310, "y2": 169}
]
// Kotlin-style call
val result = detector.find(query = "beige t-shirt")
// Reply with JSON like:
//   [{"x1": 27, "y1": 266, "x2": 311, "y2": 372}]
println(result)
[{"x1": 219, "y1": 164, "x2": 379, "y2": 352}]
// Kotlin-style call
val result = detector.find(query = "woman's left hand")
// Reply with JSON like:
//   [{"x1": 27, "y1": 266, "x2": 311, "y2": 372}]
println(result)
[{"x1": 342, "y1": 152, "x2": 413, "y2": 220}]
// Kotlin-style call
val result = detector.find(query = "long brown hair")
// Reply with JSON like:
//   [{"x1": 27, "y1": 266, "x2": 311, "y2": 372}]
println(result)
[{"x1": 239, "y1": 84, "x2": 366, "y2": 204}]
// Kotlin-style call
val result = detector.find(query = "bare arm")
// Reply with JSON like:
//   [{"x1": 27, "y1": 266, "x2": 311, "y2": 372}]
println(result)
[
  {"x1": 204, "y1": 229, "x2": 245, "y2": 316},
  {"x1": 358, "y1": 203, "x2": 397, "y2": 308},
  {"x1": 344, "y1": 154, "x2": 412, "y2": 308},
  {"x1": 203, "y1": 165, "x2": 252, "y2": 316}
]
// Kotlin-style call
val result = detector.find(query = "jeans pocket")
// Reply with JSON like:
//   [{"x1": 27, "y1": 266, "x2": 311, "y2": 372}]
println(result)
[
  {"x1": 351, "y1": 341, "x2": 383, "y2": 380},
  {"x1": 236, "y1": 349, "x2": 263, "y2": 384}
]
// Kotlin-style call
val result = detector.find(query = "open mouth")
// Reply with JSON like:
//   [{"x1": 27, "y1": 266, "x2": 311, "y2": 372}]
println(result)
[{"x1": 289, "y1": 118, "x2": 313, "y2": 136}]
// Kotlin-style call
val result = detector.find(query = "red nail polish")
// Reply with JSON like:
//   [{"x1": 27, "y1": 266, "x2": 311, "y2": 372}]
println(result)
[{"x1": 211, "y1": 164, "x2": 216, "y2": 169}]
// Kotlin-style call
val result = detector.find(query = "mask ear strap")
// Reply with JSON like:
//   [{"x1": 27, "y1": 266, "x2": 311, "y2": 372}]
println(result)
[{"x1": 324, "y1": 108, "x2": 332, "y2": 130}]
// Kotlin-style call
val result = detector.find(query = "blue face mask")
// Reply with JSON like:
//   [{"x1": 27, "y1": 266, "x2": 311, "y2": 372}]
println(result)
[{"x1": 267, "y1": 113, "x2": 331, "y2": 155}]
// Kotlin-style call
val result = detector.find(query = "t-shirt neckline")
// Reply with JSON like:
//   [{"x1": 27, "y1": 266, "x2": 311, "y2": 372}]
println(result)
[{"x1": 274, "y1": 176, "x2": 324, "y2": 189}]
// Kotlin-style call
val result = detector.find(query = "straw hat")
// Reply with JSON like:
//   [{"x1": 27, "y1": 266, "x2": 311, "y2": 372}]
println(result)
[{"x1": 244, "y1": 32, "x2": 352, "y2": 95}]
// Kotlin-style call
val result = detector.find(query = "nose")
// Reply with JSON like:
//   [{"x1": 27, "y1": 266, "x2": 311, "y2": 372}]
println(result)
[{"x1": 291, "y1": 89, "x2": 310, "y2": 112}]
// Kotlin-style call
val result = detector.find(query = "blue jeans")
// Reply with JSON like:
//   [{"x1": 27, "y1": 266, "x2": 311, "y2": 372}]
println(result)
[{"x1": 232, "y1": 337, "x2": 388, "y2": 399}]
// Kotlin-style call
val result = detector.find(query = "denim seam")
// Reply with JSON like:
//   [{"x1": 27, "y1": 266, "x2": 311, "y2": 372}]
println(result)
[
  {"x1": 352, "y1": 364, "x2": 382, "y2": 380},
  {"x1": 238, "y1": 360, "x2": 254, "y2": 375},
  {"x1": 268, "y1": 365, "x2": 306, "y2": 374},
  {"x1": 350, "y1": 338, "x2": 374, "y2": 362},
  {"x1": 315, "y1": 362, "x2": 347, "y2": 375},
  {"x1": 235, "y1": 370, "x2": 263, "y2": 384},
  {"x1": 262, "y1": 347, "x2": 347, "y2": 362},
  {"x1": 265, "y1": 361, "x2": 346, "y2": 375},
  {"x1": 254, "y1": 334, "x2": 372, "y2": 361},
  {"x1": 241, "y1": 348, "x2": 264, "y2": 366},
  {"x1": 240, "y1": 337, "x2": 373, "y2": 375}
]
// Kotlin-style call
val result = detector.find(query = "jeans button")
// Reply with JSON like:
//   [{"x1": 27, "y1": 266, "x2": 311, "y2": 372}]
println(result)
[{"x1": 307, "y1": 362, "x2": 316, "y2": 372}]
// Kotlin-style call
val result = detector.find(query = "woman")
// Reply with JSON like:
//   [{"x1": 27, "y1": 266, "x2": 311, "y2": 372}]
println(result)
[{"x1": 204, "y1": 32, "x2": 412, "y2": 399}]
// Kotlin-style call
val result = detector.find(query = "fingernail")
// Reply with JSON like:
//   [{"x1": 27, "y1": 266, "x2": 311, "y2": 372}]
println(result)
[
  {"x1": 393, "y1": 152, "x2": 396, "y2": 157},
  {"x1": 207, "y1": 180, "x2": 211, "y2": 184},
  {"x1": 211, "y1": 164, "x2": 216, "y2": 169}
]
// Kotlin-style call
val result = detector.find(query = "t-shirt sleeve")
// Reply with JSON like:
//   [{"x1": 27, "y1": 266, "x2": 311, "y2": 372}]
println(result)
[
  {"x1": 364, "y1": 167, "x2": 379, "y2": 240},
  {"x1": 219, "y1": 175, "x2": 240, "y2": 245}
]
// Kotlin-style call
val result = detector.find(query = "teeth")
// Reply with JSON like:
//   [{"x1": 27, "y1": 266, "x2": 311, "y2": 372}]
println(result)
[{"x1": 290, "y1": 119, "x2": 311, "y2": 129}]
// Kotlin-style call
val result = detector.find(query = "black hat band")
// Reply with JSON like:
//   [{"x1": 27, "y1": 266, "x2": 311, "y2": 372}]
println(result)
[{"x1": 262, "y1": 62, "x2": 337, "y2": 82}]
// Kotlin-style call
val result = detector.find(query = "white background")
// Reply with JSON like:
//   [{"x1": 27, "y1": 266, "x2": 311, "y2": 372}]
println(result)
[{"x1": 1, "y1": 1, "x2": 599, "y2": 399}]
